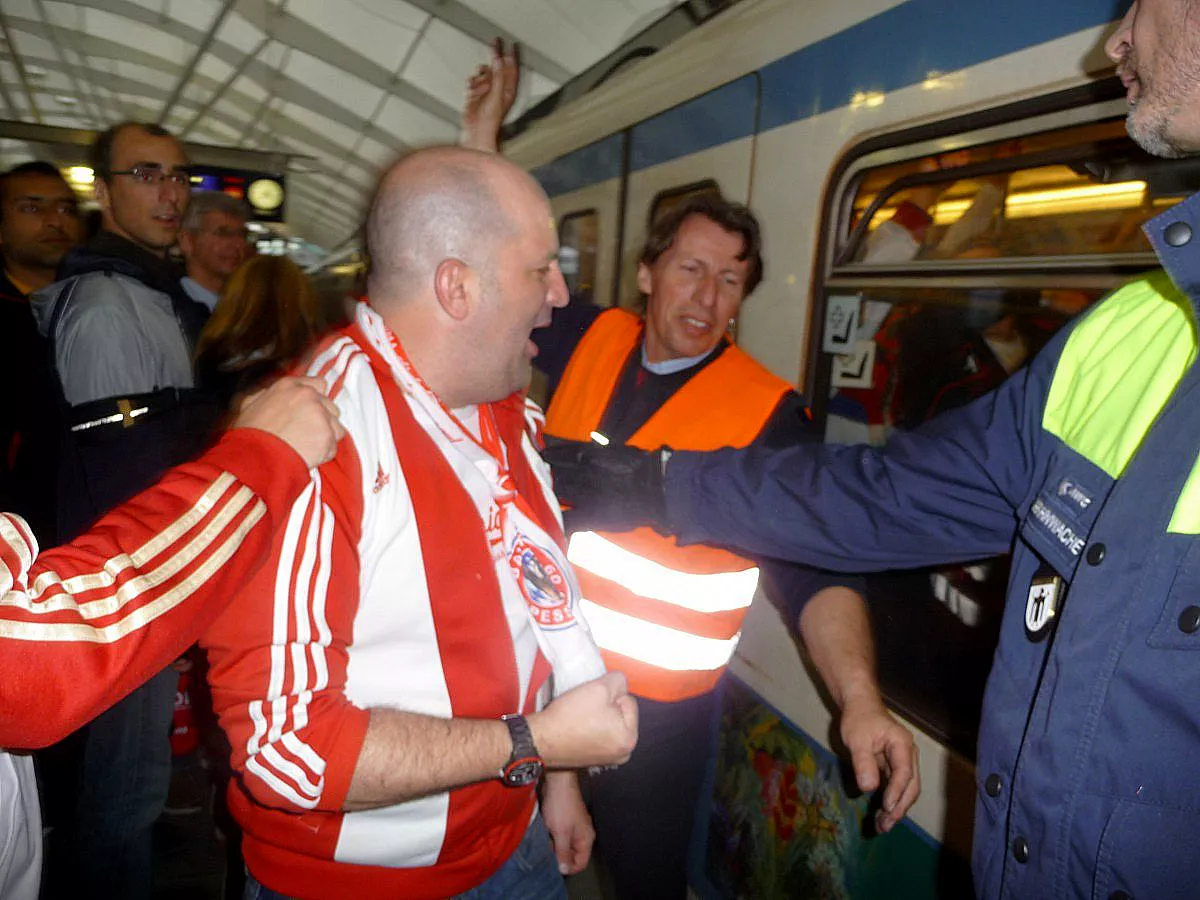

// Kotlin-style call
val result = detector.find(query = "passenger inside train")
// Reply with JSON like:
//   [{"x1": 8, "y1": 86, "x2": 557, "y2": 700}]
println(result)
[{"x1": 3, "y1": 0, "x2": 1200, "y2": 898}]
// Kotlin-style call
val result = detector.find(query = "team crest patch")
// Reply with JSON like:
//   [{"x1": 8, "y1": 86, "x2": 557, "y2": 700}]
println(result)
[
  {"x1": 509, "y1": 535, "x2": 577, "y2": 629},
  {"x1": 1025, "y1": 572, "x2": 1062, "y2": 641}
]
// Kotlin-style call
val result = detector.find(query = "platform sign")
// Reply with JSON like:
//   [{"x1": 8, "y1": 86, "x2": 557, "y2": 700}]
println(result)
[{"x1": 190, "y1": 166, "x2": 286, "y2": 223}]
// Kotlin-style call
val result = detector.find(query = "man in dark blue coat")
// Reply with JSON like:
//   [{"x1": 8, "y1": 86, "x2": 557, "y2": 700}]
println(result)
[{"x1": 547, "y1": 3, "x2": 1200, "y2": 897}]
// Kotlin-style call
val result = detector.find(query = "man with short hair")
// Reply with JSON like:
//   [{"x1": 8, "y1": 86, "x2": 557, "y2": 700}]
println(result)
[
  {"x1": 203, "y1": 146, "x2": 637, "y2": 900},
  {"x1": 464, "y1": 56, "x2": 917, "y2": 899},
  {"x1": 178, "y1": 190, "x2": 250, "y2": 312},
  {"x1": 0, "y1": 162, "x2": 82, "y2": 542},
  {"x1": 29, "y1": 121, "x2": 213, "y2": 899},
  {"x1": 536, "y1": 193, "x2": 918, "y2": 900},
  {"x1": 547, "y1": 2, "x2": 1200, "y2": 896}
]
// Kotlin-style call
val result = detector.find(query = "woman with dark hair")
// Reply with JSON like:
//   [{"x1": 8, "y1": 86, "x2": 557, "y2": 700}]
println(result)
[{"x1": 195, "y1": 254, "x2": 325, "y2": 406}]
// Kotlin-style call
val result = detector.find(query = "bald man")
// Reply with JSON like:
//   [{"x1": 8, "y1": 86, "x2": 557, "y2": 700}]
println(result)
[{"x1": 201, "y1": 147, "x2": 637, "y2": 900}]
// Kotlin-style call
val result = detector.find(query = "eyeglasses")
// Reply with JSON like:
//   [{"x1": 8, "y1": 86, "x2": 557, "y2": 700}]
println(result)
[{"x1": 109, "y1": 164, "x2": 192, "y2": 187}]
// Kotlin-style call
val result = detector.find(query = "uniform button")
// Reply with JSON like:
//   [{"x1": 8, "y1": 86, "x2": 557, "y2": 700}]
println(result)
[
  {"x1": 1086, "y1": 542, "x2": 1106, "y2": 566},
  {"x1": 1165, "y1": 221, "x2": 1193, "y2": 247},
  {"x1": 1178, "y1": 605, "x2": 1200, "y2": 634},
  {"x1": 1012, "y1": 836, "x2": 1030, "y2": 864},
  {"x1": 984, "y1": 773, "x2": 1003, "y2": 797},
  {"x1": 1109, "y1": 892, "x2": 1131, "y2": 900}
]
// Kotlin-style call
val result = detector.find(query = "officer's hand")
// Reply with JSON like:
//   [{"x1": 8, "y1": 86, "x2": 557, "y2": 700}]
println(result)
[
  {"x1": 839, "y1": 695, "x2": 920, "y2": 833},
  {"x1": 233, "y1": 376, "x2": 345, "y2": 468},
  {"x1": 542, "y1": 438, "x2": 669, "y2": 532}
]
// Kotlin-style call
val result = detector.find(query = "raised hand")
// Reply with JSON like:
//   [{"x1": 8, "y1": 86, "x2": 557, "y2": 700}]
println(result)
[
  {"x1": 461, "y1": 38, "x2": 520, "y2": 152},
  {"x1": 232, "y1": 375, "x2": 345, "y2": 468}
]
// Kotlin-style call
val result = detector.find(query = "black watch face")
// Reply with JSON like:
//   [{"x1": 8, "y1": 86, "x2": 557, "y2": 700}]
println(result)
[{"x1": 503, "y1": 757, "x2": 544, "y2": 787}]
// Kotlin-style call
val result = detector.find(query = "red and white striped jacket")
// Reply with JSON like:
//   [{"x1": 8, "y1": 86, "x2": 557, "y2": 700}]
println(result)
[
  {"x1": 203, "y1": 310, "x2": 578, "y2": 899},
  {"x1": 0, "y1": 428, "x2": 311, "y2": 900},
  {"x1": 0, "y1": 427, "x2": 310, "y2": 749}
]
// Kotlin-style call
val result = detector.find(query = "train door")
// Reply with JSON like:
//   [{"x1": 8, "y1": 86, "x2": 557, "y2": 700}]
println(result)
[
  {"x1": 542, "y1": 132, "x2": 627, "y2": 311},
  {"x1": 616, "y1": 75, "x2": 760, "y2": 309}
]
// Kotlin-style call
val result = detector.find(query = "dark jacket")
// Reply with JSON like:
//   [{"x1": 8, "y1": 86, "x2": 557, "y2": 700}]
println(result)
[
  {"x1": 30, "y1": 232, "x2": 217, "y2": 539},
  {"x1": 666, "y1": 194, "x2": 1200, "y2": 898},
  {"x1": 0, "y1": 271, "x2": 60, "y2": 544}
]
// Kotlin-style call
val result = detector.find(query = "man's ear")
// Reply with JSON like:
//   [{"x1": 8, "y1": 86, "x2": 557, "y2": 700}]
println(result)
[
  {"x1": 93, "y1": 178, "x2": 112, "y2": 213},
  {"x1": 433, "y1": 258, "x2": 474, "y2": 321},
  {"x1": 178, "y1": 229, "x2": 194, "y2": 258},
  {"x1": 636, "y1": 262, "x2": 654, "y2": 297}
]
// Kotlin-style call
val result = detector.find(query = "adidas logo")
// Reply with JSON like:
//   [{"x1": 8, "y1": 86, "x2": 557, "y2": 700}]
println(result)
[{"x1": 373, "y1": 463, "x2": 391, "y2": 494}]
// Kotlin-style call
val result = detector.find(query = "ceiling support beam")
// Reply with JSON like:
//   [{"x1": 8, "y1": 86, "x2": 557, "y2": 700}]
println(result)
[
  {"x1": 159, "y1": 0, "x2": 238, "y2": 123},
  {"x1": 179, "y1": 31, "x2": 272, "y2": 139},
  {"x1": 0, "y1": 13, "x2": 43, "y2": 123},
  {"x1": 31, "y1": 0, "x2": 106, "y2": 129},
  {"x1": 400, "y1": 0, "x2": 572, "y2": 85},
  {"x1": 4, "y1": 15, "x2": 414, "y2": 165},
  {"x1": 0, "y1": 116, "x2": 298, "y2": 175}
]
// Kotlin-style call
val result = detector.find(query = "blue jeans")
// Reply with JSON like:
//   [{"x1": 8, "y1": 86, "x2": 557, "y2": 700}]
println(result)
[
  {"x1": 243, "y1": 816, "x2": 565, "y2": 900},
  {"x1": 44, "y1": 666, "x2": 176, "y2": 899}
]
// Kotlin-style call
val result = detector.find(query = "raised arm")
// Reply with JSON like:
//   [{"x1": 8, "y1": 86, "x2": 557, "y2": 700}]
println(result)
[
  {"x1": 665, "y1": 342, "x2": 1048, "y2": 570},
  {"x1": 0, "y1": 377, "x2": 343, "y2": 749},
  {"x1": 547, "y1": 323, "x2": 1061, "y2": 572},
  {"x1": 460, "y1": 38, "x2": 519, "y2": 153}
]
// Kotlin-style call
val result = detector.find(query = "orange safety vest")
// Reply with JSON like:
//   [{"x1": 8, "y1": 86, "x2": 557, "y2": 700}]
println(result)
[{"x1": 545, "y1": 308, "x2": 793, "y2": 701}]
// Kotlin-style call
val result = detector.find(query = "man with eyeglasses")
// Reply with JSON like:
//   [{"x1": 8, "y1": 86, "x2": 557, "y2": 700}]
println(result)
[
  {"x1": 0, "y1": 161, "x2": 83, "y2": 545},
  {"x1": 179, "y1": 190, "x2": 251, "y2": 313},
  {"x1": 29, "y1": 121, "x2": 218, "y2": 900}
]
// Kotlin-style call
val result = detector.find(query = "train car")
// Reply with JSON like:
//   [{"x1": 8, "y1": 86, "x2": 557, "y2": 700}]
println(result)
[{"x1": 504, "y1": 1, "x2": 1200, "y2": 895}]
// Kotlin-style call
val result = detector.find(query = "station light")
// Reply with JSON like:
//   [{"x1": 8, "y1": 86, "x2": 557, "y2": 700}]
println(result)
[{"x1": 65, "y1": 166, "x2": 94, "y2": 186}]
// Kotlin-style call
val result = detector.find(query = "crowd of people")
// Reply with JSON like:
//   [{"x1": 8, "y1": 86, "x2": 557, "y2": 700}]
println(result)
[
  {"x1": 0, "y1": 40, "x2": 912, "y2": 900},
  {"x1": 0, "y1": 2, "x2": 1196, "y2": 898}
]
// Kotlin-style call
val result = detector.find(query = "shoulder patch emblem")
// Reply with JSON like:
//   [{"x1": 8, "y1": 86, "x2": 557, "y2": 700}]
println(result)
[{"x1": 509, "y1": 535, "x2": 576, "y2": 629}]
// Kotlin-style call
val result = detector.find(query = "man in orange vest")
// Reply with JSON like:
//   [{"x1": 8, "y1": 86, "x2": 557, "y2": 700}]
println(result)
[{"x1": 535, "y1": 194, "x2": 919, "y2": 899}]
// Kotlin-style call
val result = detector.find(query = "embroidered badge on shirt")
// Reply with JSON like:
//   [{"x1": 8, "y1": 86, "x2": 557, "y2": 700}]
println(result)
[{"x1": 509, "y1": 534, "x2": 576, "y2": 629}]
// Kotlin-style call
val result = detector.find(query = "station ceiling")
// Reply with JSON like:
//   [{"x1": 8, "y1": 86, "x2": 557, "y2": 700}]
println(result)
[{"x1": 0, "y1": 0, "x2": 689, "y2": 255}]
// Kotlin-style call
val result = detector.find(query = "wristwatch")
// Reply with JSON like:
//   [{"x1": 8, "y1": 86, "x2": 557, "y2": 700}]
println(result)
[{"x1": 499, "y1": 714, "x2": 544, "y2": 787}]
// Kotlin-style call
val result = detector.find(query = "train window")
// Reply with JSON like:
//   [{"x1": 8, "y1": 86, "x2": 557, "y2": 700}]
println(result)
[
  {"x1": 813, "y1": 112, "x2": 1200, "y2": 759},
  {"x1": 647, "y1": 179, "x2": 722, "y2": 226},
  {"x1": 558, "y1": 210, "x2": 600, "y2": 303},
  {"x1": 843, "y1": 119, "x2": 1200, "y2": 265}
]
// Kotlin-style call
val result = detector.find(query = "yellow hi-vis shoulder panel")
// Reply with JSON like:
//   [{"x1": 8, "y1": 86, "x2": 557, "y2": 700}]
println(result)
[{"x1": 1043, "y1": 270, "x2": 1196, "y2": 483}]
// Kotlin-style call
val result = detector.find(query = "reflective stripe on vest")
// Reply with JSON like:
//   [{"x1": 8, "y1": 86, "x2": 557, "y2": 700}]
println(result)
[
  {"x1": 568, "y1": 531, "x2": 759, "y2": 613},
  {"x1": 579, "y1": 598, "x2": 742, "y2": 672},
  {"x1": 546, "y1": 308, "x2": 793, "y2": 701}
]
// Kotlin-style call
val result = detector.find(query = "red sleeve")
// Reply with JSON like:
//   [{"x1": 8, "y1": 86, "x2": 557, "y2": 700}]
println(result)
[
  {"x1": 202, "y1": 433, "x2": 371, "y2": 814},
  {"x1": 889, "y1": 200, "x2": 934, "y2": 242},
  {"x1": 0, "y1": 427, "x2": 310, "y2": 749}
]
